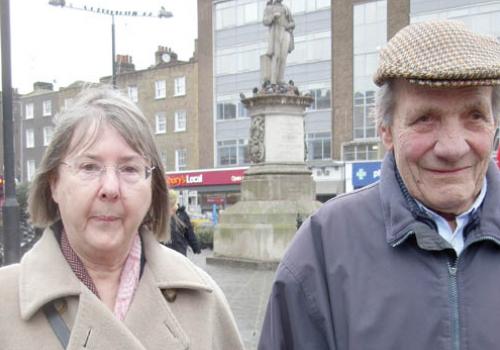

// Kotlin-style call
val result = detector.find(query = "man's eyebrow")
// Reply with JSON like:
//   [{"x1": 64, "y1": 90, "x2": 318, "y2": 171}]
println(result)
[
  {"x1": 461, "y1": 100, "x2": 491, "y2": 113},
  {"x1": 406, "y1": 100, "x2": 492, "y2": 118},
  {"x1": 406, "y1": 106, "x2": 440, "y2": 117}
]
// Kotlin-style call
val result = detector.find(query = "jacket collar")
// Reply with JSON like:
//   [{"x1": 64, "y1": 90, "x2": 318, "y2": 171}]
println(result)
[
  {"x1": 19, "y1": 226, "x2": 212, "y2": 321},
  {"x1": 379, "y1": 152, "x2": 500, "y2": 249}
]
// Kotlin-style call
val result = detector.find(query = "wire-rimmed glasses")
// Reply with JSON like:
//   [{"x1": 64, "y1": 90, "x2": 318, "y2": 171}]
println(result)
[{"x1": 61, "y1": 158, "x2": 155, "y2": 184}]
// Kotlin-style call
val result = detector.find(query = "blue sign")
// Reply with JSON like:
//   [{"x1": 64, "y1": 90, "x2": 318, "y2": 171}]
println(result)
[{"x1": 352, "y1": 161, "x2": 382, "y2": 189}]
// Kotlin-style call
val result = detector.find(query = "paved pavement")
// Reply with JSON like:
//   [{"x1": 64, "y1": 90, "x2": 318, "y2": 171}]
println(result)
[{"x1": 188, "y1": 249, "x2": 276, "y2": 350}]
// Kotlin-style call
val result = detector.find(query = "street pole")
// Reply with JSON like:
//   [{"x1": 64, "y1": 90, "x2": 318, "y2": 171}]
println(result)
[
  {"x1": 1, "y1": 0, "x2": 20, "y2": 264},
  {"x1": 48, "y1": 2, "x2": 173, "y2": 87},
  {"x1": 111, "y1": 13, "x2": 116, "y2": 87}
]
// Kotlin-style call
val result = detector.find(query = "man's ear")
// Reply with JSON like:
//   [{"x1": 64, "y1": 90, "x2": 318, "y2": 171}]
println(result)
[{"x1": 380, "y1": 124, "x2": 394, "y2": 151}]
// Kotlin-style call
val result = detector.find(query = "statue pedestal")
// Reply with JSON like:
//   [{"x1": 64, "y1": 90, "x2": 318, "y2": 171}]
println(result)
[{"x1": 211, "y1": 93, "x2": 321, "y2": 267}]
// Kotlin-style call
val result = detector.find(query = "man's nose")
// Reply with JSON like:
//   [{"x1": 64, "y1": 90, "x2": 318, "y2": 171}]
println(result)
[{"x1": 433, "y1": 121, "x2": 470, "y2": 161}]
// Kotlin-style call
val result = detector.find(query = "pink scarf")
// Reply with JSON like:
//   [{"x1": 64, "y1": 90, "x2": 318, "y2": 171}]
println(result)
[
  {"x1": 113, "y1": 233, "x2": 142, "y2": 321},
  {"x1": 61, "y1": 231, "x2": 142, "y2": 321}
]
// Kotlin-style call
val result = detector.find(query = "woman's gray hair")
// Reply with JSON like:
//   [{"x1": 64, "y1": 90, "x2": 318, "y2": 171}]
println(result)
[
  {"x1": 28, "y1": 86, "x2": 169, "y2": 241},
  {"x1": 375, "y1": 80, "x2": 500, "y2": 128}
]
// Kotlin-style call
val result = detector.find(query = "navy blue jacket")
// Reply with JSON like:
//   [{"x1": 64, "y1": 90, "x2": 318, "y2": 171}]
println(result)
[{"x1": 259, "y1": 152, "x2": 500, "y2": 350}]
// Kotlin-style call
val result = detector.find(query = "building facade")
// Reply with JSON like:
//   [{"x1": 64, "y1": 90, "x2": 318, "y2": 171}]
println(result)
[
  {"x1": 18, "y1": 82, "x2": 59, "y2": 183},
  {"x1": 198, "y1": 0, "x2": 500, "y2": 198},
  {"x1": 109, "y1": 47, "x2": 202, "y2": 173},
  {"x1": 15, "y1": 45, "x2": 202, "y2": 184}
]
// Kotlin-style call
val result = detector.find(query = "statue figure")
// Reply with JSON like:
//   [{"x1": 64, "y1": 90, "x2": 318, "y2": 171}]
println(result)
[{"x1": 263, "y1": 0, "x2": 295, "y2": 85}]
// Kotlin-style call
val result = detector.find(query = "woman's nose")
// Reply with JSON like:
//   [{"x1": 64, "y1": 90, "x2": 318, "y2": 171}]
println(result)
[{"x1": 98, "y1": 168, "x2": 120, "y2": 200}]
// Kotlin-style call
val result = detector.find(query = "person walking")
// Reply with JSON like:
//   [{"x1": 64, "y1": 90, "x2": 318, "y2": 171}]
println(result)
[{"x1": 165, "y1": 189, "x2": 201, "y2": 256}]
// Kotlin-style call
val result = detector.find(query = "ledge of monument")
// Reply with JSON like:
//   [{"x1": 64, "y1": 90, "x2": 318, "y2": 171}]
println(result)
[
  {"x1": 206, "y1": 255, "x2": 279, "y2": 270},
  {"x1": 218, "y1": 199, "x2": 322, "y2": 216},
  {"x1": 241, "y1": 93, "x2": 313, "y2": 108},
  {"x1": 244, "y1": 162, "x2": 312, "y2": 176}
]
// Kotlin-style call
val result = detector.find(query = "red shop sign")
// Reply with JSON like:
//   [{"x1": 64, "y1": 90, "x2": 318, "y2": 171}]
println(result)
[{"x1": 166, "y1": 168, "x2": 247, "y2": 188}]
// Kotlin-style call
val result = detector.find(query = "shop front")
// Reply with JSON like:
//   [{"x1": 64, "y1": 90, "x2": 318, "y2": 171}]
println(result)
[
  {"x1": 345, "y1": 161, "x2": 382, "y2": 192},
  {"x1": 166, "y1": 167, "x2": 248, "y2": 215}
]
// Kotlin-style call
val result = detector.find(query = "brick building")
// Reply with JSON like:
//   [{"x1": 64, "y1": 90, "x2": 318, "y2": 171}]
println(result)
[{"x1": 105, "y1": 46, "x2": 203, "y2": 173}]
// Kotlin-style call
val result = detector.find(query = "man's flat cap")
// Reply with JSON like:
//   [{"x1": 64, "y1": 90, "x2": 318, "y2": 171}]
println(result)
[{"x1": 374, "y1": 20, "x2": 500, "y2": 87}]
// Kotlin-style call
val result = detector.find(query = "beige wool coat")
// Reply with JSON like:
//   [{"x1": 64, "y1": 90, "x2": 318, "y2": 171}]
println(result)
[{"x1": 0, "y1": 227, "x2": 244, "y2": 350}]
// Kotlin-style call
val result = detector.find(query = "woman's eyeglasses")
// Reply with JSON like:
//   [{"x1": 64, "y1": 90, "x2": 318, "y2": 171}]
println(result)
[{"x1": 61, "y1": 159, "x2": 155, "y2": 184}]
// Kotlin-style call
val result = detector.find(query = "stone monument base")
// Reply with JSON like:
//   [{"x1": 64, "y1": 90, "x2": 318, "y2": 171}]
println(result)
[{"x1": 211, "y1": 163, "x2": 321, "y2": 267}]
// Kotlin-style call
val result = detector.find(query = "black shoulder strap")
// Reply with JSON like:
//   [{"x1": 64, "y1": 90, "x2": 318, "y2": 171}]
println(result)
[{"x1": 43, "y1": 303, "x2": 70, "y2": 349}]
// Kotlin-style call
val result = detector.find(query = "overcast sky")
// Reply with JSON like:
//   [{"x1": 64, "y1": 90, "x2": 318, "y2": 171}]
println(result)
[{"x1": 6, "y1": 0, "x2": 197, "y2": 94}]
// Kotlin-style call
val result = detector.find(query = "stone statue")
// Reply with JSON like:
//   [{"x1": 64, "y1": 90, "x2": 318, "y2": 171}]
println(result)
[
  {"x1": 249, "y1": 115, "x2": 265, "y2": 163},
  {"x1": 263, "y1": 0, "x2": 295, "y2": 85}
]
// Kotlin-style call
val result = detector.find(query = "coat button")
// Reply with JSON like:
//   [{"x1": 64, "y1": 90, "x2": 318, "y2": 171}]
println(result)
[
  {"x1": 163, "y1": 289, "x2": 177, "y2": 302},
  {"x1": 54, "y1": 299, "x2": 67, "y2": 314}
]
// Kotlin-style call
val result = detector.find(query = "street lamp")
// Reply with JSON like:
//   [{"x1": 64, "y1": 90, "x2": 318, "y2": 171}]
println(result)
[
  {"x1": 48, "y1": 1, "x2": 173, "y2": 87},
  {"x1": 1, "y1": 0, "x2": 20, "y2": 265}
]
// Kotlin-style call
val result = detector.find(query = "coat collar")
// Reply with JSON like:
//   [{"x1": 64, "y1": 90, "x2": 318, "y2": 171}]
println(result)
[
  {"x1": 139, "y1": 228, "x2": 212, "y2": 292},
  {"x1": 379, "y1": 152, "x2": 500, "y2": 249},
  {"x1": 19, "y1": 226, "x2": 212, "y2": 321},
  {"x1": 19, "y1": 228, "x2": 82, "y2": 320}
]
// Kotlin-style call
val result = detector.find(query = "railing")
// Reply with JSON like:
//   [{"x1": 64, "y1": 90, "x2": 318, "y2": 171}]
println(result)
[{"x1": 0, "y1": 219, "x2": 40, "y2": 266}]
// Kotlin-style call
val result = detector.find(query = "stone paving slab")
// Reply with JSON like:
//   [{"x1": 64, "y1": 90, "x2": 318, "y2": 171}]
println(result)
[{"x1": 188, "y1": 249, "x2": 276, "y2": 350}]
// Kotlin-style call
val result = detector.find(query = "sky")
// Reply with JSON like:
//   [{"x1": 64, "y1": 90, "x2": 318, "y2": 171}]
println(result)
[{"x1": 5, "y1": 0, "x2": 198, "y2": 94}]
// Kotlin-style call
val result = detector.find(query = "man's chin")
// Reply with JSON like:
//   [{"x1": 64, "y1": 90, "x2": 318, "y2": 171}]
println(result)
[{"x1": 423, "y1": 193, "x2": 475, "y2": 216}]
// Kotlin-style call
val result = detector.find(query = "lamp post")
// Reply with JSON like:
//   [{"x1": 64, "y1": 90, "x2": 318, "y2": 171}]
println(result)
[
  {"x1": 1, "y1": 0, "x2": 20, "y2": 265},
  {"x1": 48, "y1": 0, "x2": 173, "y2": 87}
]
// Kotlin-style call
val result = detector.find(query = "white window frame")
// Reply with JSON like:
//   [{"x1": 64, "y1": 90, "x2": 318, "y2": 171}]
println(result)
[
  {"x1": 174, "y1": 110, "x2": 187, "y2": 132},
  {"x1": 160, "y1": 151, "x2": 167, "y2": 170},
  {"x1": 26, "y1": 129, "x2": 35, "y2": 148},
  {"x1": 26, "y1": 160, "x2": 36, "y2": 182},
  {"x1": 43, "y1": 126, "x2": 54, "y2": 146},
  {"x1": 128, "y1": 85, "x2": 138, "y2": 102},
  {"x1": 42, "y1": 100, "x2": 52, "y2": 116},
  {"x1": 175, "y1": 149, "x2": 187, "y2": 171},
  {"x1": 174, "y1": 76, "x2": 186, "y2": 96},
  {"x1": 155, "y1": 112, "x2": 167, "y2": 134},
  {"x1": 155, "y1": 80, "x2": 166, "y2": 99},
  {"x1": 64, "y1": 98, "x2": 74, "y2": 109},
  {"x1": 25, "y1": 103, "x2": 34, "y2": 119}
]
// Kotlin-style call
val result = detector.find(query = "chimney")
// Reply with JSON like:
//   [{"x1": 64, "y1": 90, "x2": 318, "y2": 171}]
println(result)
[
  {"x1": 115, "y1": 55, "x2": 135, "y2": 74},
  {"x1": 33, "y1": 82, "x2": 53, "y2": 91},
  {"x1": 155, "y1": 46, "x2": 178, "y2": 65}
]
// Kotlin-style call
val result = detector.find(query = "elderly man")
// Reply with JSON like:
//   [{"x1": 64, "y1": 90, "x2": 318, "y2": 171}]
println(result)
[{"x1": 258, "y1": 21, "x2": 500, "y2": 350}]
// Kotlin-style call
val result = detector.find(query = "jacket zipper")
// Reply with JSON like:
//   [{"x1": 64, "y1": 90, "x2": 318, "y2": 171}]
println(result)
[
  {"x1": 444, "y1": 235, "x2": 500, "y2": 350},
  {"x1": 447, "y1": 253, "x2": 460, "y2": 350}
]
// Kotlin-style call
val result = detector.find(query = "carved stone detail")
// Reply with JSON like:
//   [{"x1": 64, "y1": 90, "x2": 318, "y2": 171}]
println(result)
[{"x1": 249, "y1": 115, "x2": 265, "y2": 164}]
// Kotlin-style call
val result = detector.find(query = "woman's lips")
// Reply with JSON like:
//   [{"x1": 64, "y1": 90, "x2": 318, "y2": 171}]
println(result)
[{"x1": 93, "y1": 215, "x2": 120, "y2": 222}]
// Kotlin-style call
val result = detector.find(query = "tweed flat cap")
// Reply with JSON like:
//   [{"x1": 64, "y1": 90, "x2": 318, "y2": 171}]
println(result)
[{"x1": 374, "y1": 20, "x2": 500, "y2": 87}]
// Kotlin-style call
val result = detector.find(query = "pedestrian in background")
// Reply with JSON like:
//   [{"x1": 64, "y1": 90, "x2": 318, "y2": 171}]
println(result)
[
  {"x1": 259, "y1": 20, "x2": 500, "y2": 349},
  {"x1": 0, "y1": 87, "x2": 244, "y2": 349},
  {"x1": 164, "y1": 189, "x2": 202, "y2": 256}
]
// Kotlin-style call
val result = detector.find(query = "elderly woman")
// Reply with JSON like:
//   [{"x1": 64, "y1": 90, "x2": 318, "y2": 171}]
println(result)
[{"x1": 0, "y1": 88, "x2": 244, "y2": 349}]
